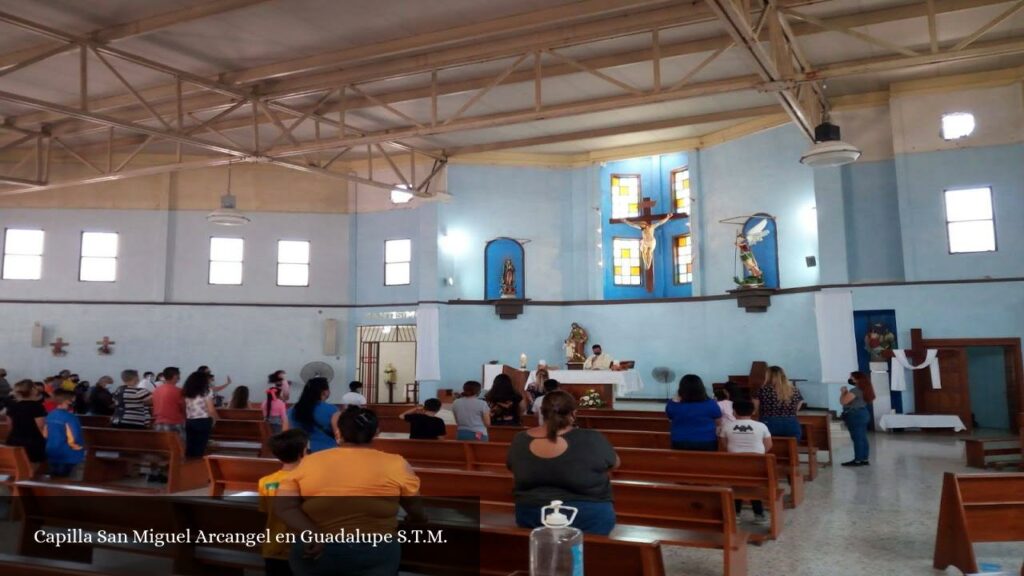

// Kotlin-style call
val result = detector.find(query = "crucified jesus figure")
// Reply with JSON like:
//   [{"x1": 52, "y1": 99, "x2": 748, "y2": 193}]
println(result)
[{"x1": 623, "y1": 212, "x2": 673, "y2": 270}]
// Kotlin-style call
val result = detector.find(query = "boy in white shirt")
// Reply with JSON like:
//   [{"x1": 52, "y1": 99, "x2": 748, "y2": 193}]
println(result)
[
  {"x1": 339, "y1": 381, "x2": 367, "y2": 407},
  {"x1": 721, "y1": 399, "x2": 772, "y2": 525}
]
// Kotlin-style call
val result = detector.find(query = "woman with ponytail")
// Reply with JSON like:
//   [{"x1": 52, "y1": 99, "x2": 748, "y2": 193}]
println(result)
[
  {"x1": 506, "y1": 390, "x2": 619, "y2": 535},
  {"x1": 286, "y1": 377, "x2": 339, "y2": 453}
]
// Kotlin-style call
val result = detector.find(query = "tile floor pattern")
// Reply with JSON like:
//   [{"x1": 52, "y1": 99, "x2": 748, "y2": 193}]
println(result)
[{"x1": 1, "y1": 415, "x2": 1021, "y2": 575}]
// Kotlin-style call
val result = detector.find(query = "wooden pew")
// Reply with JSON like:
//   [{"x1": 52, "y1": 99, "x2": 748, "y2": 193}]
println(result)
[
  {"x1": 81, "y1": 427, "x2": 207, "y2": 493},
  {"x1": 77, "y1": 415, "x2": 111, "y2": 428},
  {"x1": 612, "y1": 448, "x2": 783, "y2": 541},
  {"x1": 214, "y1": 408, "x2": 262, "y2": 420},
  {"x1": 797, "y1": 413, "x2": 832, "y2": 469},
  {"x1": 14, "y1": 479, "x2": 667, "y2": 576},
  {"x1": 0, "y1": 554, "x2": 119, "y2": 576},
  {"x1": 0, "y1": 445, "x2": 33, "y2": 491},
  {"x1": 963, "y1": 436, "x2": 1023, "y2": 469},
  {"x1": 577, "y1": 415, "x2": 670, "y2": 432},
  {"x1": 933, "y1": 472, "x2": 1024, "y2": 574},
  {"x1": 578, "y1": 408, "x2": 665, "y2": 419},
  {"x1": 0, "y1": 418, "x2": 8, "y2": 442},
  {"x1": 199, "y1": 456, "x2": 717, "y2": 575},
  {"x1": 209, "y1": 419, "x2": 272, "y2": 457},
  {"x1": 415, "y1": 468, "x2": 747, "y2": 576},
  {"x1": 372, "y1": 438, "x2": 783, "y2": 541},
  {"x1": 205, "y1": 454, "x2": 280, "y2": 496}
]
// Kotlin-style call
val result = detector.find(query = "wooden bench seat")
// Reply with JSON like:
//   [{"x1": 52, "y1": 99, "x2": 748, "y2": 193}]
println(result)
[
  {"x1": 963, "y1": 436, "x2": 1023, "y2": 469},
  {"x1": 81, "y1": 427, "x2": 207, "y2": 493},
  {"x1": 0, "y1": 445, "x2": 33, "y2": 490},
  {"x1": 209, "y1": 419, "x2": 272, "y2": 457},
  {"x1": 14, "y1": 480, "x2": 667, "y2": 576},
  {"x1": 933, "y1": 472, "x2": 1024, "y2": 574},
  {"x1": 414, "y1": 467, "x2": 747, "y2": 575}
]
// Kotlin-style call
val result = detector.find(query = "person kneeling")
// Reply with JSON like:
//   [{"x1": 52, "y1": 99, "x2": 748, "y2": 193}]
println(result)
[{"x1": 507, "y1": 390, "x2": 619, "y2": 535}]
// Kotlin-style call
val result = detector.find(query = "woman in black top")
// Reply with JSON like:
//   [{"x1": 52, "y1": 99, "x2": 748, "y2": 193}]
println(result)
[
  {"x1": 88, "y1": 376, "x2": 117, "y2": 416},
  {"x1": 1, "y1": 380, "x2": 47, "y2": 464},
  {"x1": 506, "y1": 390, "x2": 619, "y2": 535},
  {"x1": 486, "y1": 373, "x2": 524, "y2": 426}
]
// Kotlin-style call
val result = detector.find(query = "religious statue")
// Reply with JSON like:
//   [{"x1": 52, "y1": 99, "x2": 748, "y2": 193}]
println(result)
[
  {"x1": 623, "y1": 212, "x2": 673, "y2": 271},
  {"x1": 50, "y1": 337, "x2": 69, "y2": 357},
  {"x1": 564, "y1": 322, "x2": 588, "y2": 363},
  {"x1": 864, "y1": 322, "x2": 896, "y2": 362},
  {"x1": 500, "y1": 258, "x2": 517, "y2": 299},
  {"x1": 733, "y1": 218, "x2": 771, "y2": 287}
]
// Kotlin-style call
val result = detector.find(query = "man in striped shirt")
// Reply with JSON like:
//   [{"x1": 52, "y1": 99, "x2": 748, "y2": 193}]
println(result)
[{"x1": 111, "y1": 369, "x2": 153, "y2": 429}]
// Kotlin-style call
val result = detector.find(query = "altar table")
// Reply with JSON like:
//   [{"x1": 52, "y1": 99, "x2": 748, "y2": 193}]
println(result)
[
  {"x1": 877, "y1": 414, "x2": 966, "y2": 432},
  {"x1": 482, "y1": 365, "x2": 644, "y2": 408}
]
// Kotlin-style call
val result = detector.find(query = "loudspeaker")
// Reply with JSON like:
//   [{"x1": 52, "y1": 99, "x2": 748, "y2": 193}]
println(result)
[
  {"x1": 805, "y1": 256, "x2": 817, "y2": 267},
  {"x1": 323, "y1": 319, "x2": 338, "y2": 356},
  {"x1": 32, "y1": 322, "x2": 44, "y2": 347}
]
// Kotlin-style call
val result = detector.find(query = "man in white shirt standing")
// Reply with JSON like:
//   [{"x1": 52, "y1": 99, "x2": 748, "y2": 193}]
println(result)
[
  {"x1": 139, "y1": 371, "x2": 156, "y2": 393},
  {"x1": 583, "y1": 344, "x2": 615, "y2": 370},
  {"x1": 340, "y1": 381, "x2": 367, "y2": 408}
]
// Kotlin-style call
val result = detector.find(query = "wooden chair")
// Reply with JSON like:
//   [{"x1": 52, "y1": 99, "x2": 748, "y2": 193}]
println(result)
[
  {"x1": 81, "y1": 427, "x2": 207, "y2": 493},
  {"x1": 933, "y1": 472, "x2": 1024, "y2": 574}
]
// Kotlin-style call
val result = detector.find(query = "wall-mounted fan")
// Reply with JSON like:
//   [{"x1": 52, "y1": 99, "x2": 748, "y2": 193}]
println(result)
[{"x1": 300, "y1": 361, "x2": 335, "y2": 384}]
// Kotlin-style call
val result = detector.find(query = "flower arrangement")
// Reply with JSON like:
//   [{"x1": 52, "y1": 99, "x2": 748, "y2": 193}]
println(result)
[{"x1": 578, "y1": 389, "x2": 605, "y2": 409}]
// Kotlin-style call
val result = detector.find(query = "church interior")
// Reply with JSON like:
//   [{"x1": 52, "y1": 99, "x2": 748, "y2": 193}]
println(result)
[{"x1": 0, "y1": 0, "x2": 1022, "y2": 574}]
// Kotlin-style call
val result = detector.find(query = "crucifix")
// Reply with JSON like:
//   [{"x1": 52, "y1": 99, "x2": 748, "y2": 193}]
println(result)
[
  {"x1": 609, "y1": 197, "x2": 686, "y2": 293},
  {"x1": 50, "y1": 337, "x2": 69, "y2": 357},
  {"x1": 96, "y1": 336, "x2": 116, "y2": 356}
]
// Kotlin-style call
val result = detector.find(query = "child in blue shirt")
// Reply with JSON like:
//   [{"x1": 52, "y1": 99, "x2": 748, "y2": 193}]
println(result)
[{"x1": 46, "y1": 389, "x2": 85, "y2": 478}]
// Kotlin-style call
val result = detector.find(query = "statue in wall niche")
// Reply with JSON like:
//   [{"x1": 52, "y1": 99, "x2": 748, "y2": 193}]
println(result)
[
  {"x1": 733, "y1": 218, "x2": 771, "y2": 287},
  {"x1": 500, "y1": 258, "x2": 517, "y2": 298},
  {"x1": 564, "y1": 322, "x2": 588, "y2": 363}
]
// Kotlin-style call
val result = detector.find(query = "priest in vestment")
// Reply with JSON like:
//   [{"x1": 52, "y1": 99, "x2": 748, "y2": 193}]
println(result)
[{"x1": 583, "y1": 344, "x2": 615, "y2": 370}]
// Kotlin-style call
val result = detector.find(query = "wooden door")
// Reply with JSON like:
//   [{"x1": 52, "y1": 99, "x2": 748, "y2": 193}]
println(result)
[{"x1": 914, "y1": 348, "x2": 971, "y2": 431}]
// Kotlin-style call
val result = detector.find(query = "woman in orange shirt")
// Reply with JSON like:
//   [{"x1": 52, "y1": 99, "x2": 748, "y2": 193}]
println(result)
[{"x1": 275, "y1": 406, "x2": 422, "y2": 576}]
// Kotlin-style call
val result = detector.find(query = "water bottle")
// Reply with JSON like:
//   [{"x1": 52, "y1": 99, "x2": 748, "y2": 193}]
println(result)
[{"x1": 529, "y1": 500, "x2": 583, "y2": 576}]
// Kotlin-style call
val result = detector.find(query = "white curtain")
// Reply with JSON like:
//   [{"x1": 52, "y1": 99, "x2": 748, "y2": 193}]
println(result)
[
  {"x1": 890, "y1": 349, "x2": 941, "y2": 392},
  {"x1": 415, "y1": 304, "x2": 441, "y2": 381},
  {"x1": 814, "y1": 289, "x2": 859, "y2": 384}
]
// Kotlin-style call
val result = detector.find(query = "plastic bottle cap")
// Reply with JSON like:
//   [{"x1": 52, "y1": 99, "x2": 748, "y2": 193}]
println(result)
[
  {"x1": 541, "y1": 500, "x2": 577, "y2": 528},
  {"x1": 543, "y1": 511, "x2": 570, "y2": 528}
]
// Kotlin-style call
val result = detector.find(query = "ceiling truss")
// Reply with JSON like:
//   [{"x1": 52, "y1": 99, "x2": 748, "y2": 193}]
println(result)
[{"x1": 0, "y1": 0, "x2": 1021, "y2": 195}]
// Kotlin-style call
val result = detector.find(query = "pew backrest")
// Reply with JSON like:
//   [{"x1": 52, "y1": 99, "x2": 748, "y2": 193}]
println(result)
[
  {"x1": 0, "y1": 445, "x2": 32, "y2": 487},
  {"x1": 205, "y1": 454, "x2": 281, "y2": 496},
  {"x1": 215, "y1": 408, "x2": 263, "y2": 421},
  {"x1": 933, "y1": 472, "x2": 1024, "y2": 574}
]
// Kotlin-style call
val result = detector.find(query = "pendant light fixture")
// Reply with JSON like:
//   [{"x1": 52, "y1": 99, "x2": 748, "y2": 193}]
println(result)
[{"x1": 207, "y1": 162, "x2": 250, "y2": 226}]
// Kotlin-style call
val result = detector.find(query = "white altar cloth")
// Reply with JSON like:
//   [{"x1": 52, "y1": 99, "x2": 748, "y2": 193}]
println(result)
[
  {"x1": 878, "y1": 414, "x2": 966, "y2": 432},
  {"x1": 482, "y1": 365, "x2": 644, "y2": 397}
]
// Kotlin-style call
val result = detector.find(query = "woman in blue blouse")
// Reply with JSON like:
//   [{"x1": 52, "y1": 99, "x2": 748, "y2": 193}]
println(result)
[
  {"x1": 287, "y1": 377, "x2": 339, "y2": 453},
  {"x1": 665, "y1": 374, "x2": 721, "y2": 451}
]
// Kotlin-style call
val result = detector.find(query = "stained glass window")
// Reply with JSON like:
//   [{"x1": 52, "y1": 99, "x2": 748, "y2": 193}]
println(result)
[
  {"x1": 612, "y1": 237, "x2": 642, "y2": 286},
  {"x1": 610, "y1": 174, "x2": 640, "y2": 219},
  {"x1": 674, "y1": 234, "x2": 693, "y2": 284},
  {"x1": 672, "y1": 167, "x2": 691, "y2": 215}
]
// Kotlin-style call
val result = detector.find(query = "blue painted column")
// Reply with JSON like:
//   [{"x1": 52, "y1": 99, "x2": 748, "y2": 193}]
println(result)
[{"x1": 813, "y1": 166, "x2": 850, "y2": 285}]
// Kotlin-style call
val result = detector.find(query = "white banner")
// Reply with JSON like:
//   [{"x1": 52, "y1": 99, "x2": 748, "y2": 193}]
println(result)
[
  {"x1": 814, "y1": 289, "x2": 859, "y2": 383},
  {"x1": 415, "y1": 304, "x2": 441, "y2": 381}
]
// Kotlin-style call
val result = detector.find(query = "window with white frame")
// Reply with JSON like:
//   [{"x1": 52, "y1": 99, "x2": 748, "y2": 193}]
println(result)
[
  {"x1": 673, "y1": 234, "x2": 693, "y2": 284},
  {"x1": 80, "y1": 232, "x2": 119, "y2": 282},
  {"x1": 941, "y1": 112, "x2": 975, "y2": 141},
  {"x1": 384, "y1": 239, "x2": 412, "y2": 286},
  {"x1": 610, "y1": 174, "x2": 641, "y2": 219},
  {"x1": 209, "y1": 237, "x2": 244, "y2": 285},
  {"x1": 277, "y1": 240, "x2": 310, "y2": 286},
  {"x1": 612, "y1": 237, "x2": 642, "y2": 286},
  {"x1": 2, "y1": 228, "x2": 44, "y2": 280},
  {"x1": 672, "y1": 167, "x2": 691, "y2": 215},
  {"x1": 944, "y1": 187, "x2": 996, "y2": 254}
]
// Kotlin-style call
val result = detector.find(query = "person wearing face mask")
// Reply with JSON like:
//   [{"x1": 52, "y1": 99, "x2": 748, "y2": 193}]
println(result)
[{"x1": 839, "y1": 371, "x2": 874, "y2": 467}]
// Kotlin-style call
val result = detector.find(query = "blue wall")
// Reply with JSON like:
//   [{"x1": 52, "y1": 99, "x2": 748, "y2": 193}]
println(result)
[
  {"x1": 894, "y1": 143, "x2": 1024, "y2": 282},
  {"x1": 599, "y1": 153, "x2": 693, "y2": 299},
  {"x1": 843, "y1": 159, "x2": 905, "y2": 283},
  {"x1": 697, "y1": 125, "x2": 820, "y2": 295}
]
